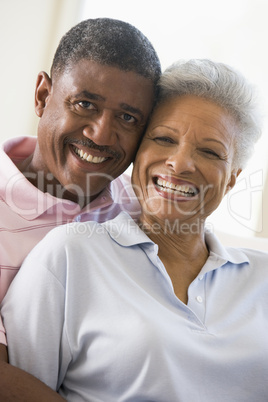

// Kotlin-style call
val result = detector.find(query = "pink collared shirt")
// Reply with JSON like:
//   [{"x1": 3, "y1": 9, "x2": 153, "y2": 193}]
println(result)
[{"x1": 0, "y1": 136, "x2": 140, "y2": 344}]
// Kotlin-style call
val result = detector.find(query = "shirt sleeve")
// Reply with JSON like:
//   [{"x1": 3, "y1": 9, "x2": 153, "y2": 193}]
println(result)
[{"x1": 0, "y1": 228, "x2": 72, "y2": 391}]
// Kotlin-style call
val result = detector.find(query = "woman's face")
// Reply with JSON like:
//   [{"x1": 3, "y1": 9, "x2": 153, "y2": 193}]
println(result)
[{"x1": 132, "y1": 95, "x2": 241, "y2": 227}]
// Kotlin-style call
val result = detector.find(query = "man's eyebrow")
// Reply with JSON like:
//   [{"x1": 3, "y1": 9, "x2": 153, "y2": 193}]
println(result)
[
  {"x1": 120, "y1": 103, "x2": 144, "y2": 119},
  {"x1": 73, "y1": 92, "x2": 144, "y2": 119},
  {"x1": 74, "y1": 91, "x2": 105, "y2": 101}
]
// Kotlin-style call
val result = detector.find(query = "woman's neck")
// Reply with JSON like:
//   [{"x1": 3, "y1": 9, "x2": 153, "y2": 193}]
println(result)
[{"x1": 138, "y1": 215, "x2": 209, "y2": 304}]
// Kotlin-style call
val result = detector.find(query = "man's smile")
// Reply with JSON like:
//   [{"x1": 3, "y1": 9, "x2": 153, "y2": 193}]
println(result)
[
  {"x1": 73, "y1": 146, "x2": 108, "y2": 164},
  {"x1": 65, "y1": 138, "x2": 121, "y2": 160}
]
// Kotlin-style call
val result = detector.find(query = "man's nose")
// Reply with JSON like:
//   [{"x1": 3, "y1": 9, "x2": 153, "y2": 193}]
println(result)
[
  {"x1": 165, "y1": 146, "x2": 196, "y2": 174},
  {"x1": 82, "y1": 111, "x2": 117, "y2": 147}
]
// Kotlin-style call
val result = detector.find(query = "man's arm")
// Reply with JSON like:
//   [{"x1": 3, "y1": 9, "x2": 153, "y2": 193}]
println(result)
[
  {"x1": 0, "y1": 358, "x2": 66, "y2": 402},
  {"x1": 1, "y1": 228, "x2": 71, "y2": 398},
  {"x1": 0, "y1": 343, "x2": 8, "y2": 362}
]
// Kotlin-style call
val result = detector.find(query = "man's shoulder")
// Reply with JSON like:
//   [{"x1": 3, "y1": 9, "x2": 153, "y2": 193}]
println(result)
[{"x1": 1, "y1": 136, "x2": 37, "y2": 159}]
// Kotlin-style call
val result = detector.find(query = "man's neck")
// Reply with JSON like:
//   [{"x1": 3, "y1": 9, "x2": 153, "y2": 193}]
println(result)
[{"x1": 15, "y1": 156, "x2": 97, "y2": 208}]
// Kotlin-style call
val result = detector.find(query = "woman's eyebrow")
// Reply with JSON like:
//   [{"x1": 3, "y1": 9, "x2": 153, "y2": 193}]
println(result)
[{"x1": 202, "y1": 137, "x2": 228, "y2": 150}]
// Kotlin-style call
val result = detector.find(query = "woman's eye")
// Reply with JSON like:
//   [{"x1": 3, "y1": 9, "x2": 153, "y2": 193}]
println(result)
[
  {"x1": 154, "y1": 136, "x2": 175, "y2": 144},
  {"x1": 201, "y1": 148, "x2": 220, "y2": 158}
]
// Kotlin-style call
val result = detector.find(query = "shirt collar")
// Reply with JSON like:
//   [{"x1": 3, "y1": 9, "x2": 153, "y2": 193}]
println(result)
[
  {"x1": 78, "y1": 173, "x2": 139, "y2": 221},
  {"x1": 103, "y1": 214, "x2": 250, "y2": 275},
  {"x1": 102, "y1": 211, "x2": 153, "y2": 247},
  {"x1": 199, "y1": 229, "x2": 250, "y2": 276},
  {"x1": 205, "y1": 230, "x2": 250, "y2": 263},
  {"x1": 80, "y1": 176, "x2": 132, "y2": 213},
  {"x1": 1, "y1": 169, "x2": 81, "y2": 220},
  {"x1": 0, "y1": 137, "x2": 81, "y2": 220},
  {"x1": 109, "y1": 174, "x2": 136, "y2": 205}
]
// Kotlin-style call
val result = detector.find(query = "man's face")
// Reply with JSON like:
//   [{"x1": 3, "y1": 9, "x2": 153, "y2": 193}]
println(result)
[{"x1": 33, "y1": 60, "x2": 154, "y2": 203}]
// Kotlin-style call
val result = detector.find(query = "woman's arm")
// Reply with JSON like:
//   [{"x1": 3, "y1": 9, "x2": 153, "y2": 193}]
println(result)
[{"x1": 0, "y1": 359, "x2": 66, "y2": 401}]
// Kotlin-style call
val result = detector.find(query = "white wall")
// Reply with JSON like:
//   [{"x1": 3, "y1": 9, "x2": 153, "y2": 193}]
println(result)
[
  {"x1": 80, "y1": 0, "x2": 268, "y2": 240},
  {"x1": 0, "y1": 0, "x2": 82, "y2": 142},
  {"x1": 1, "y1": 0, "x2": 268, "y2": 242}
]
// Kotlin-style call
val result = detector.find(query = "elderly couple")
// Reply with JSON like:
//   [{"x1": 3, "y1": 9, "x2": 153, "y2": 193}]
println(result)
[{"x1": 0, "y1": 17, "x2": 268, "y2": 402}]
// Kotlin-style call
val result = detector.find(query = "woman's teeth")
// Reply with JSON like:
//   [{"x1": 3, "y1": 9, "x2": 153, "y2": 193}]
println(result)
[
  {"x1": 74, "y1": 147, "x2": 107, "y2": 164},
  {"x1": 156, "y1": 178, "x2": 197, "y2": 197}
]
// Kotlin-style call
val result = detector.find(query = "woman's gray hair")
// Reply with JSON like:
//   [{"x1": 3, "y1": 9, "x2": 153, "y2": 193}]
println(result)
[{"x1": 158, "y1": 59, "x2": 262, "y2": 169}]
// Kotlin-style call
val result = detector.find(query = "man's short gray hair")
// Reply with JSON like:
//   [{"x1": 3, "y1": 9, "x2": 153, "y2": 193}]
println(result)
[
  {"x1": 51, "y1": 18, "x2": 161, "y2": 96},
  {"x1": 158, "y1": 59, "x2": 262, "y2": 169}
]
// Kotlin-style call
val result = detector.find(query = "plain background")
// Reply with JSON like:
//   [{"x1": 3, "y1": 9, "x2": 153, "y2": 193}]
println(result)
[{"x1": 1, "y1": 0, "x2": 268, "y2": 241}]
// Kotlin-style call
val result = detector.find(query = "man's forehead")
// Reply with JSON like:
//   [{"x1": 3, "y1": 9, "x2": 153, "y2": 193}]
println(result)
[
  {"x1": 55, "y1": 59, "x2": 143, "y2": 81},
  {"x1": 54, "y1": 61, "x2": 154, "y2": 102}
]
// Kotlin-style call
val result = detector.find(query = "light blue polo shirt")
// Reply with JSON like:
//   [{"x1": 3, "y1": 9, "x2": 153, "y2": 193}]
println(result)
[{"x1": 2, "y1": 211, "x2": 268, "y2": 401}]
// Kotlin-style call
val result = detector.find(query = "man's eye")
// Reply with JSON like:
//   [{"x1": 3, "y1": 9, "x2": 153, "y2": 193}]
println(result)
[
  {"x1": 121, "y1": 113, "x2": 136, "y2": 123},
  {"x1": 77, "y1": 101, "x2": 95, "y2": 110}
]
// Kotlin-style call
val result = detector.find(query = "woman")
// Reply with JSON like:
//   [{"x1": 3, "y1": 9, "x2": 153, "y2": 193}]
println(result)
[
  {"x1": 132, "y1": 58, "x2": 262, "y2": 304},
  {"x1": 1, "y1": 59, "x2": 268, "y2": 401}
]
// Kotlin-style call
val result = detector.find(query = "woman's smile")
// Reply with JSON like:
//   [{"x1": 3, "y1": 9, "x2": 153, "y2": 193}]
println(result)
[
  {"x1": 153, "y1": 176, "x2": 199, "y2": 199},
  {"x1": 132, "y1": 94, "x2": 240, "y2": 223}
]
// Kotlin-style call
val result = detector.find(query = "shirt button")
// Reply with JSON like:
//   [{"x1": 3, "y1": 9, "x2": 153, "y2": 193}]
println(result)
[
  {"x1": 199, "y1": 275, "x2": 204, "y2": 280},
  {"x1": 196, "y1": 296, "x2": 203, "y2": 303},
  {"x1": 75, "y1": 215, "x2": 81, "y2": 222}
]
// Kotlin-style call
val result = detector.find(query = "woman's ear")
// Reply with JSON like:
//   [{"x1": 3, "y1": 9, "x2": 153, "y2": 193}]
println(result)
[
  {"x1": 225, "y1": 168, "x2": 242, "y2": 194},
  {"x1": 35, "y1": 72, "x2": 52, "y2": 117}
]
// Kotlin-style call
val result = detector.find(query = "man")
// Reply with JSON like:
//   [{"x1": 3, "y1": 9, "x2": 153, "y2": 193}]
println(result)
[{"x1": 0, "y1": 17, "x2": 161, "y2": 400}]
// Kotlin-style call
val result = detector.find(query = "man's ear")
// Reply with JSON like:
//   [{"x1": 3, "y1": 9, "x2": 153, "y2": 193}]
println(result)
[
  {"x1": 225, "y1": 168, "x2": 242, "y2": 194},
  {"x1": 35, "y1": 72, "x2": 52, "y2": 117}
]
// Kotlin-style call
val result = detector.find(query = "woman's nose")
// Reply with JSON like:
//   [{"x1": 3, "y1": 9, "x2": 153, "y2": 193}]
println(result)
[
  {"x1": 82, "y1": 111, "x2": 117, "y2": 146},
  {"x1": 165, "y1": 146, "x2": 196, "y2": 174}
]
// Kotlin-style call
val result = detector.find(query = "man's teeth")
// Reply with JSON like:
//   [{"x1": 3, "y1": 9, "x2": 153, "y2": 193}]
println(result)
[
  {"x1": 156, "y1": 178, "x2": 197, "y2": 197},
  {"x1": 74, "y1": 147, "x2": 107, "y2": 164}
]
